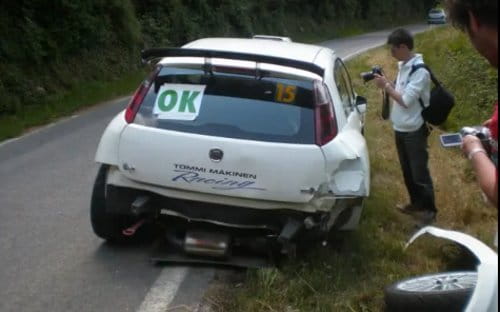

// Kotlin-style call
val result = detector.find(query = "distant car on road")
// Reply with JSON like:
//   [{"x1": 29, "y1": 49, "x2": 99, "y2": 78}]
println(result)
[
  {"x1": 91, "y1": 35, "x2": 370, "y2": 262},
  {"x1": 427, "y1": 8, "x2": 447, "y2": 24}
]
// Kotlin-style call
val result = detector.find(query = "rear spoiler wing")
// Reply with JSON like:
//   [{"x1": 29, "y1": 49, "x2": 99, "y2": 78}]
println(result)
[{"x1": 141, "y1": 48, "x2": 324, "y2": 77}]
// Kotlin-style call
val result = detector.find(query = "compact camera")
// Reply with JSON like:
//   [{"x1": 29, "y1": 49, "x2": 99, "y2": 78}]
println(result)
[
  {"x1": 360, "y1": 65, "x2": 383, "y2": 82},
  {"x1": 439, "y1": 126, "x2": 492, "y2": 150}
]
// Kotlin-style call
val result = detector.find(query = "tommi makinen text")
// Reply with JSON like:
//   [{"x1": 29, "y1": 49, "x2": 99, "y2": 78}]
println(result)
[{"x1": 174, "y1": 164, "x2": 257, "y2": 179}]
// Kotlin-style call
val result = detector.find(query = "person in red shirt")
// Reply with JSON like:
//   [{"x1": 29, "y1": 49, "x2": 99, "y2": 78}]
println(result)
[
  {"x1": 484, "y1": 103, "x2": 498, "y2": 167},
  {"x1": 446, "y1": 0, "x2": 498, "y2": 207}
]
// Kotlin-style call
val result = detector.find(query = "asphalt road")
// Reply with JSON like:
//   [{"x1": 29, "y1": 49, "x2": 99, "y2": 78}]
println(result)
[{"x1": 0, "y1": 24, "x2": 432, "y2": 312}]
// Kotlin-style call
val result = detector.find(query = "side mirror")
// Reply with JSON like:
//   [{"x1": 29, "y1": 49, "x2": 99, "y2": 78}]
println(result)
[{"x1": 355, "y1": 96, "x2": 367, "y2": 114}]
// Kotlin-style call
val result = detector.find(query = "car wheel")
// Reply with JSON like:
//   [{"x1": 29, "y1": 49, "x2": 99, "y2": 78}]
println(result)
[
  {"x1": 384, "y1": 271, "x2": 477, "y2": 312},
  {"x1": 90, "y1": 165, "x2": 134, "y2": 243}
]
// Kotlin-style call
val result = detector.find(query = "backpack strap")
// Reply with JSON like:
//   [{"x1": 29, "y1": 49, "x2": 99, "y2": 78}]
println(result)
[
  {"x1": 409, "y1": 63, "x2": 441, "y2": 87},
  {"x1": 408, "y1": 63, "x2": 440, "y2": 109}
]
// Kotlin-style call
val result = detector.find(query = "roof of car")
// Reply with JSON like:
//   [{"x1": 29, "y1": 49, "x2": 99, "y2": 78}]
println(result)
[{"x1": 183, "y1": 38, "x2": 331, "y2": 66}]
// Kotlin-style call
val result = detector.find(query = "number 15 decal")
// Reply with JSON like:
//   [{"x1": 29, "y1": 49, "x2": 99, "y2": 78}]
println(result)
[{"x1": 276, "y1": 83, "x2": 297, "y2": 103}]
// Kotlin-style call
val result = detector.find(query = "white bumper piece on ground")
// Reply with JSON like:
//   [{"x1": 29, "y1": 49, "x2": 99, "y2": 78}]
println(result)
[{"x1": 406, "y1": 226, "x2": 498, "y2": 312}]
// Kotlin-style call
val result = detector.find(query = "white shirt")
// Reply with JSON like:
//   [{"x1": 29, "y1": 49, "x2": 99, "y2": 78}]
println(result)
[{"x1": 390, "y1": 54, "x2": 431, "y2": 132}]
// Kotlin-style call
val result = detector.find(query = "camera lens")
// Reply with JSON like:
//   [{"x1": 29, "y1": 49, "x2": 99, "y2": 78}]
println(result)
[{"x1": 361, "y1": 72, "x2": 375, "y2": 82}]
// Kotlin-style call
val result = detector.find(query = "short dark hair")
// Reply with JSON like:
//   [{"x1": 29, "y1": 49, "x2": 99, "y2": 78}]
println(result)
[
  {"x1": 445, "y1": 0, "x2": 498, "y2": 32},
  {"x1": 387, "y1": 29, "x2": 414, "y2": 50}
]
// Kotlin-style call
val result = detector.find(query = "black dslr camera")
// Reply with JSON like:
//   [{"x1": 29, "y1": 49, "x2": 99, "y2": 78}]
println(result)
[{"x1": 360, "y1": 65, "x2": 383, "y2": 82}]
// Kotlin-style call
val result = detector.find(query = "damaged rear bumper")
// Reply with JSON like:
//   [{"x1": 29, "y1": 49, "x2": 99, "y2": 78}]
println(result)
[{"x1": 407, "y1": 226, "x2": 498, "y2": 312}]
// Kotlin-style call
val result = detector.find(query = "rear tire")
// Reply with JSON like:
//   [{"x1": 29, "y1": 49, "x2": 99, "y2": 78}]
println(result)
[
  {"x1": 384, "y1": 271, "x2": 477, "y2": 312},
  {"x1": 90, "y1": 165, "x2": 133, "y2": 243}
]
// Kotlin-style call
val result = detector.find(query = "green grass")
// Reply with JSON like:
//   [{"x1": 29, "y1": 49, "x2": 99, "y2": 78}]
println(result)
[
  {"x1": 207, "y1": 26, "x2": 498, "y2": 312},
  {"x1": 0, "y1": 70, "x2": 146, "y2": 141},
  {"x1": 414, "y1": 27, "x2": 498, "y2": 129}
]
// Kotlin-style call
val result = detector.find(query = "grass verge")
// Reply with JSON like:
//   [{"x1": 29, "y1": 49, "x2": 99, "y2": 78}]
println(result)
[
  {"x1": 206, "y1": 26, "x2": 498, "y2": 312},
  {"x1": 0, "y1": 70, "x2": 146, "y2": 142}
]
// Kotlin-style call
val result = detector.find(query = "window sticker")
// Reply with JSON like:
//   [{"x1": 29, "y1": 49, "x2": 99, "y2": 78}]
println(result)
[
  {"x1": 153, "y1": 84, "x2": 206, "y2": 120},
  {"x1": 275, "y1": 83, "x2": 297, "y2": 104}
]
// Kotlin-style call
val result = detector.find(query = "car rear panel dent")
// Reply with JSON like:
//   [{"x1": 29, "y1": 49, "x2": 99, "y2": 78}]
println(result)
[
  {"x1": 320, "y1": 112, "x2": 370, "y2": 197},
  {"x1": 331, "y1": 162, "x2": 366, "y2": 194}
]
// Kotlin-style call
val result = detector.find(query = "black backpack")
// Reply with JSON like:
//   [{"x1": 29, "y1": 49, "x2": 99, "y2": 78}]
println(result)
[{"x1": 409, "y1": 64, "x2": 455, "y2": 126}]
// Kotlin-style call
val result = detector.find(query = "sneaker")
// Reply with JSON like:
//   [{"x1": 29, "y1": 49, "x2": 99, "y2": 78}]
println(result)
[
  {"x1": 396, "y1": 204, "x2": 422, "y2": 215},
  {"x1": 415, "y1": 210, "x2": 437, "y2": 225},
  {"x1": 397, "y1": 204, "x2": 436, "y2": 224}
]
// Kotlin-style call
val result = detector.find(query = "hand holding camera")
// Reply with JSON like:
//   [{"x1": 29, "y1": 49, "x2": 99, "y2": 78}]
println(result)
[
  {"x1": 360, "y1": 65, "x2": 384, "y2": 83},
  {"x1": 361, "y1": 66, "x2": 392, "y2": 120},
  {"x1": 440, "y1": 126, "x2": 493, "y2": 157}
]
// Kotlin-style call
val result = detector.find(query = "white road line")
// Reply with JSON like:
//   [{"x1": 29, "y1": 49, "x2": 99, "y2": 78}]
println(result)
[
  {"x1": 343, "y1": 45, "x2": 383, "y2": 61},
  {"x1": 342, "y1": 25, "x2": 431, "y2": 60},
  {"x1": 0, "y1": 115, "x2": 78, "y2": 149},
  {"x1": 0, "y1": 94, "x2": 130, "y2": 149},
  {"x1": 136, "y1": 267, "x2": 189, "y2": 312}
]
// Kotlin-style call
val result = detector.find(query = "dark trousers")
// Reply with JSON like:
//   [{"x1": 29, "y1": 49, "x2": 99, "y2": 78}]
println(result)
[{"x1": 395, "y1": 125, "x2": 436, "y2": 212}]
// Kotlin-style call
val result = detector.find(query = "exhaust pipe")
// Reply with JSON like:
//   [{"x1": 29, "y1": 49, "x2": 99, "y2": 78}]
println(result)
[{"x1": 184, "y1": 230, "x2": 230, "y2": 258}]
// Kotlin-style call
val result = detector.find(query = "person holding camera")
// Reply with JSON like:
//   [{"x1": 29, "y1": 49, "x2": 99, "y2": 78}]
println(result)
[
  {"x1": 445, "y1": 0, "x2": 498, "y2": 208},
  {"x1": 371, "y1": 28, "x2": 437, "y2": 224}
]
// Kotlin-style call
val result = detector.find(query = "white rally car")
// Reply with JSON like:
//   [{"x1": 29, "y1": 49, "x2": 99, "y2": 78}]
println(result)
[{"x1": 91, "y1": 36, "x2": 370, "y2": 260}]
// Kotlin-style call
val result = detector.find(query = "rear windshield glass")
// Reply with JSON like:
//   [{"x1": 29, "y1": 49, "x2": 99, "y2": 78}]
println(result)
[
  {"x1": 135, "y1": 66, "x2": 316, "y2": 144},
  {"x1": 430, "y1": 9, "x2": 443, "y2": 13}
]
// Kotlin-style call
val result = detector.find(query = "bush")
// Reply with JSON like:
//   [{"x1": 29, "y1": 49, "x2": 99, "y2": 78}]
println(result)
[
  {"x1": 416, "y1": 28, "x2": 498, "y2": 128},
  {"x1": 0, "y1": 0, "x2": 141, "y2": 116},
  {"x1": 0, "y1": 0, "x2": 436, "y2": 118}
]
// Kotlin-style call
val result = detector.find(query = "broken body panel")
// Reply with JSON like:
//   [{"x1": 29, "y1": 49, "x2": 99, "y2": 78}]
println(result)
[{"x1": 407, "y1": 226, "x2": 498, "y2": 312}]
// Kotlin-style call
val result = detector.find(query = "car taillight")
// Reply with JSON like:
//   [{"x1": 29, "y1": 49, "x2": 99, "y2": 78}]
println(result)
[
  {"x1": 125, "y1": 67, "x2": 160, "y2": 123},
  {"x1": 314, "y1": 81, "x2": 338, "y2": 146}
]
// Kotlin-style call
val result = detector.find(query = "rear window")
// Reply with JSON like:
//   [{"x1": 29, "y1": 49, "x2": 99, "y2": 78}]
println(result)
[
  {"x1": 429, "y1": 9, "x2": 443, "y2": 14},
  {"x1": 135, "y1": 66, "x2": 316, "y2": 144}
]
